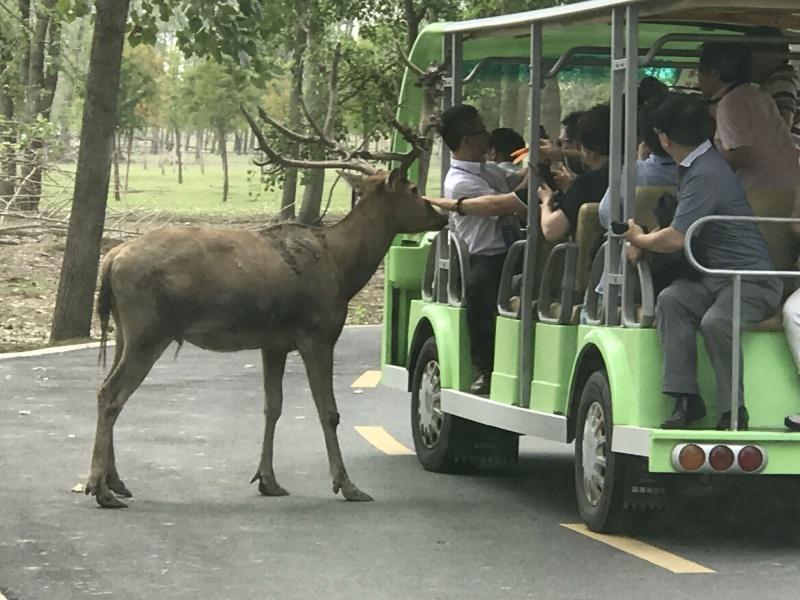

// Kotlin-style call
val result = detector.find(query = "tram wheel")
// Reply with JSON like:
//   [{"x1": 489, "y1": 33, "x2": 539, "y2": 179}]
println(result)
[{"x1": 574, "y1": 370, "x2": 628, "y2": 533}]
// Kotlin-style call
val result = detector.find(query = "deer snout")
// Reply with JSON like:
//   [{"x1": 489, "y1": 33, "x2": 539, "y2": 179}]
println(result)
[{"x1": 427, "y1": 202, "x2": 449, "y2": 229}]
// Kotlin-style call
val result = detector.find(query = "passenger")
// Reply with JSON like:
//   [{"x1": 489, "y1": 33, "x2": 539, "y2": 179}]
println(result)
[
  {"x1": 538, "y1": 111, "x2": 586, "y2": 178},
  {"x1": 488, "y1": 127, "x2": 526, "y2": 176},
  {"x1": 751, "y1": 30, "x2": 800, "y2": 150},
  {"x1": 433, "y1": 104, "x2": 527, "y2": 395},
  {"x1": 598, "y1": 93, "x2": 679, "y2": 229},
  {"x1": 783, "y1": 205, "x2": 800, "y2": 431},
  {"x1": 698, "y1": 42, "x2": 800, "y2": 191},
  {"x1": 622, "y1": 93, "x2": 782, "y2": 431},
  {"x1": 538, "y1": 103, "x2": 610, "y2": 242}
]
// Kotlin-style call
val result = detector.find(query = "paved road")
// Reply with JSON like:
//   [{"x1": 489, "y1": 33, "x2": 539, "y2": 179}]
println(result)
[{"x1": 2, "y1": 325, "x2": 800, "y2": 600}]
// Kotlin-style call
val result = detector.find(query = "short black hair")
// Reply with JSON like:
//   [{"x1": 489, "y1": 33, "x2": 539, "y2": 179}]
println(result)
[
  {"x1": 489, "y1": 127, "x2": 525, "y2": 161},
  {"x1": 638, "y1": 76, "x2": 669, "y2": 106},
  {"x1": 576, "y1": 104, "x2": 611, "y2": 156},
  {"x1": 439, "y1": 104, "x2": 482, "y2": 152},
  {"x1": 699, "y1": 42, "x2": 752, "y2": 83},
  {"x1": 560, "y1": 111, "x2": 584, "y2": 142},
  {"x1": 639, "y1": 95, "x2": 669, "y2": 157},
  {"x1": 650, "y1": 92, "x2": 714, "y2": 147}
]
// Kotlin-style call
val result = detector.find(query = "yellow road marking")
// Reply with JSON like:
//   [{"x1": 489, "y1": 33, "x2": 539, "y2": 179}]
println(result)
[
  {"x1": 355, "y1": 426, "x2": 414, "y2": 455},
  {"x1": 351, "y1": 370, "x2": 381, "y2": 388},
  {"x1": 561, "y1": 523, "x2": 715, "y2": 574}
]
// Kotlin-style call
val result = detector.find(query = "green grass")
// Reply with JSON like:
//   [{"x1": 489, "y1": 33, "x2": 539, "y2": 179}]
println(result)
[{"x1": 45, "y1": 153, "x2": 356, "y2": 217}]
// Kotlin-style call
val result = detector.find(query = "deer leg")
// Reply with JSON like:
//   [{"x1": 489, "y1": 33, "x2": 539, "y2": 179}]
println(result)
[
  {"x1": 104, "y1": 318, "x2": 130, "y2": 497},
  {"x1": 300, "y1": 342, "x2": 373, "y2": 502},
  {"x1": 86, "y1": 337, "x2": 169, "y2": 508},
  {"x1": 251, "y1": 349, "x2": 289, "y2": 497}
]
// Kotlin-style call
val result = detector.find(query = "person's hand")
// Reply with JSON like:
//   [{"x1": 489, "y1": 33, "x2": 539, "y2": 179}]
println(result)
[
  {"x1": 552, "y1": 163, "x2": 576, "y2": 192},
  {"x1": 538, "y1": 138, "x2": 562, "y2": 162},
  {"x1": 424, "y1": 197, "x2": 456, "y2": 211},
  {"x1": 637, "y1": 141, "x2": 650, "y2": 161},
  {"x1": 626, "y1": 243, "x2": 643, "y2": 263},
  {"x1": 622, "y1": 218, "x2": 644, "y2": 244},
  {"x1": 537, "y1": 183, "x2": 555, "y2": 207}
]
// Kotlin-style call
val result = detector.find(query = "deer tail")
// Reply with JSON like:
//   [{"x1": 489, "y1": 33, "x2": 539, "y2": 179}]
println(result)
[{"x1": 97, "y1": 250, "x2": 116, "y2": 369}]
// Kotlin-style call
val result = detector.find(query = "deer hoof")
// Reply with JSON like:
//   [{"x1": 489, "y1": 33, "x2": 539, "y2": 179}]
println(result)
[
  {"x1": 87, "y1": 482, "x2": 128, "y2": 509},
  {"x1": 251, "y1": 472, "x2": 289, "y2": 497},
  {"x1": 107, "y1": 478, "x2": 133, "y2": 498},
  {"x1": 337, "y1": 481, "x2": 374, "y2": 502}
]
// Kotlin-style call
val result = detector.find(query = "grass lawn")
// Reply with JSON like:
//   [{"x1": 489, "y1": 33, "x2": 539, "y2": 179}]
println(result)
[{"x1": 45, "y1": 153, "x2": 357, "y2": 217}]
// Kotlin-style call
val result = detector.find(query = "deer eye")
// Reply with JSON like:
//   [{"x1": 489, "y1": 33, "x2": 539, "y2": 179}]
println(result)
[{"x1": 410, "y1": 185, "x2": 418, "y2": 195}]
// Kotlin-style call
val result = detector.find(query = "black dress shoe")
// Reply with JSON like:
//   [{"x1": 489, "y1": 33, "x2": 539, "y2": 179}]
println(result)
[
  {"x1": 661, "y1": 396, "x2": 707, "y2": 429},
  {"x1": 469, "y1": 372, "x2": 491, "y2": 395},
  {"x1": 717, "y1": 407, "x2": 749, "y2": 431},
  {"x1": 785, "y1": 415, "x2": 800, "y2": 431}
]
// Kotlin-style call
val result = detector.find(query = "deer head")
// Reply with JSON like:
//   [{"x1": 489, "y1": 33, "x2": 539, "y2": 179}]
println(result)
[{"x1": 340, "y1": 168, "x2": 448, "y2": 234}]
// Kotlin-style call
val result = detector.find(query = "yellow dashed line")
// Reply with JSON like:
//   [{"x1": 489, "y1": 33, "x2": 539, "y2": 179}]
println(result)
[
  {"x1": 355, "y1": 426, "x2": 414, "y2": 455},
  {"x1": 561, "y1": 523, "x2": 715, "y2": 574},
  {"x1": 351, "y1": 370, "x2": 381, "y2": 388}
]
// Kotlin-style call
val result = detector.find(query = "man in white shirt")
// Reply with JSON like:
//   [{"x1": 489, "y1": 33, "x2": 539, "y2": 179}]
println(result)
[{"x1": 438, "y1": 104, "x2": 524, "y2": 394}]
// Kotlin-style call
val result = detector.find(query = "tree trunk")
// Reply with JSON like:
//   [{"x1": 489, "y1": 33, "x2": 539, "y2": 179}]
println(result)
[
  {"x1": 280, "y1": 21, "x2": 306, "y2": 221},
  {"x1": 0, "y1": 90, "x2": 15, "y2": 203},
  {"x1": 233, "y1": 131, "x2": 241, "y2": 154},
  {"x1": 150, "y1": 125, "x2": 159, "y2": 153},
  {"x1": 403, "y1": 0, "x2": 420, "y2": 54},
  {"x1": 175, "y1": 127, "x2": 182, "y2": 184},
  {"x1": 51, "y1": 0, "x2": 131, "y2": 342},
  {"x1": 112, "y1": 131, "x2": 121, "y2": 201},
  {"x1": 210, "y1": 132, "x2": 216, "y2": 154},
  {"x1": 219, "y1": 128, "x2": 228, "y2": 202},
  {"x1": 195, "y1": 128, "x2": 202, "y2": 159},
  {"x1": 123, "y1": 128, "x2": 133, "y2": 192},
  {"x1": 241, "y1": 129, "x2": 248, "y2": 154}
]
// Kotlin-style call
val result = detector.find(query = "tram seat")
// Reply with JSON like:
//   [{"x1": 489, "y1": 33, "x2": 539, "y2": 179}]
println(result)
[
  {"x1": 421, "y1": 228, "x2": 471, "y2": 307},
  {"x1": 744, "y1": 189, "x2": 798, "y2": 331},
  {"x1": 538, "y1": 202, "x2": 603, "y2": 324}
]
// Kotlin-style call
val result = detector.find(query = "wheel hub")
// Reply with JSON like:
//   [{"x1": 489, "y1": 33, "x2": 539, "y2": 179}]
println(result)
[
  {"x1": 581, "y1": 401, "x2": 608, "y2": 506},
  {"x1": 418, "y1": 359, "x2": 443, "y2": 449}
]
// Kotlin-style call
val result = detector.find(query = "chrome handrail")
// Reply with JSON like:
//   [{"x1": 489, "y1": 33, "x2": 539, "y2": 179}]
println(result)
[{"x1": 684, "y1": 214, "x2": 800, "y2": 431}]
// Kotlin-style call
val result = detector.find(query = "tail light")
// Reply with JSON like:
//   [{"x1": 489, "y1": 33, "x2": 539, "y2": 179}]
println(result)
[
  {"x1": 677, "y1": 444, "x2": 705, "y2": 471},
  {"x1": 708, "y1": 445, "x2": 735, "y2": 471},
  {"x1": 737, "y1": 445, "x2": 764, "y2": 473},
  {"x1": 672, "y1": 443, "x2": 767, "y2": 474}
]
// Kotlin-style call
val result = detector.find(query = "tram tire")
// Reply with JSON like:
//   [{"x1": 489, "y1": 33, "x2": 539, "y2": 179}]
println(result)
[
  {"x1": 574, "y1": 370, "x2": 628, "y2": 533},
  {"x1": 410, "y1": 337, "x2": 464, "y2": 473}
]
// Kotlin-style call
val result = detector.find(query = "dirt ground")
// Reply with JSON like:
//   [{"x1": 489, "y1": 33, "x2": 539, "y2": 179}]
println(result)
[{"x1": 0, "y1": 215, "x2": 384, "y2": 353}]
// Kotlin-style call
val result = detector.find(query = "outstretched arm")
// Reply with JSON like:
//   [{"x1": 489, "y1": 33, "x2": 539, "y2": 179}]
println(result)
[{"x1": 425, "y1": 193, "x2": 527, "y2": 217}]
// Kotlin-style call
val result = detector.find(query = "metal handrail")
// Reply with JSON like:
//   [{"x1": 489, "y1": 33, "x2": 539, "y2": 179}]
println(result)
[
  {"x1": 639, "y1": 32, "x2": 800, "y2": 68},
  {"x1": 684, "y1": 214, "x2": 800, "y2": 431}
]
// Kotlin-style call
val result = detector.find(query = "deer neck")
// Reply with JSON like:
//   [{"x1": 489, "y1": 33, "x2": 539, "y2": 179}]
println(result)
[{"x1": 325, "y1": 199, "x2": 395, "y2": 300}]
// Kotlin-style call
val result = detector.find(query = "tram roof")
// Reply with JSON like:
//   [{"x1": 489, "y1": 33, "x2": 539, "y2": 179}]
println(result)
[{"x1": 442, "y1": 0, "x2": 800, "y2": 38}]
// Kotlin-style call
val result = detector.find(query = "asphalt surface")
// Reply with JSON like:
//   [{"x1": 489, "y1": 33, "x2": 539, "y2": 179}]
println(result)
[{"x1": 3, "y1": 325, "x2": 800, "y2": 599}]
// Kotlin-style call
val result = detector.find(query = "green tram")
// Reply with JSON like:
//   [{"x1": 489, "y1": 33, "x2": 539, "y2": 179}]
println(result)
[{"x1": 380, "y1": 0, "x2": 800, "y2": 532}]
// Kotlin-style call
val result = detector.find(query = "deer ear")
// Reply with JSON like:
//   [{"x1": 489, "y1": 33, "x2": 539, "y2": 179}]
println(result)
[
  {"x1": 339, "y1": 170, "x2": 366, "y2": 191},
  {"x1": 387, "y1": 167, "x2": 404, "y2": 191}
]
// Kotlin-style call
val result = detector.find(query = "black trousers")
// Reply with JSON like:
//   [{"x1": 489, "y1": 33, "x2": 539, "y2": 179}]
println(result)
[{"x1": 466, "y1": 252, "x2": 507, "y2": 373}]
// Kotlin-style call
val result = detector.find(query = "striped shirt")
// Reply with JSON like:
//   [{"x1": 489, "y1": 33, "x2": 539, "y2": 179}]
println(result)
[{"x1": 762, "y1": 63, "x2": 800, "y2": 149}]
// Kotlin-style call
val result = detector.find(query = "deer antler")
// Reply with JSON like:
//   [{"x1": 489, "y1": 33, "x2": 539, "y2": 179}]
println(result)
[{"x1": 243, "y1": 108, "x2": 377, "y2": 175}]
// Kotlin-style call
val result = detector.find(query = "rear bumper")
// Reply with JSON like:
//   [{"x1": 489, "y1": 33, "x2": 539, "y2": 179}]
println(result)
[{"x1": 614, "y1": 425, "x2": 800, "y2": 474}]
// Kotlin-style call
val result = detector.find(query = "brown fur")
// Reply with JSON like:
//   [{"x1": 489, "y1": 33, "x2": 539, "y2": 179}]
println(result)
[{"x1": 86, "y1": 169, "x2": 447, "y2": 508}]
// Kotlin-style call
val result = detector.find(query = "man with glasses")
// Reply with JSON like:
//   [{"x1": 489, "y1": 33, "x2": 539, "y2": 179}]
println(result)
[{"x1": 436, "y1": 104, "x2": 525, "y2": 395}]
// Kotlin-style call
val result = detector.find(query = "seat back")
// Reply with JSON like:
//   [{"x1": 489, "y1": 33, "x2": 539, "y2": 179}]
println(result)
[
  {"x1": 746, "y1": 189, "x2": 797, "y2": 272},
  {"x1": 574, "y1": 203, "x2": 604, "y2": 295},
  {"x1": 633, "y1": 185, "x2": 678, "y2": 231}
]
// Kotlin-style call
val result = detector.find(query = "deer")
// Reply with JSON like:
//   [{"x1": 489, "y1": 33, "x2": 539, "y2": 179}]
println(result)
[{"x1": 85, "y1": 65, "x2": 447, "y2": 507}]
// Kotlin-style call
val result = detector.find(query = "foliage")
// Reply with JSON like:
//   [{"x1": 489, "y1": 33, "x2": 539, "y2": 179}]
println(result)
[{"x1": 117, "y1": 44, "x2": 162, "y2": 131}]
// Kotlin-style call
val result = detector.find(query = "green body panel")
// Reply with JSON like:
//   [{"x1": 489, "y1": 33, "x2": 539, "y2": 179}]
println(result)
[
  {"x1": 381, "y1": 235, "x2": 436, "y2": 368},
  {"x1": 575, "y1": 327, "x2": 799, "y2": 429},
  {"x1": 489, "y1": 317, "x2": 521, "y2": 405},
  {"x1": 531, "y1": 324, "x2": 578, "y2": 415},
  {"x1": 407, "y1": 300, "x2": 473, "y2": 391}
]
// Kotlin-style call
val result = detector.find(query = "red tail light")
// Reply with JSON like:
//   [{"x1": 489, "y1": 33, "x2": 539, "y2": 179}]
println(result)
[
  {"x1": 708, "y1": 445, "x2": 735, "y2": 471},
  {"x1": 737, "y1": 445, "x2": 764, "y2": 473},
  {"x1": 678, "y1": 444, "x2": 705, "y2": 471}
]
